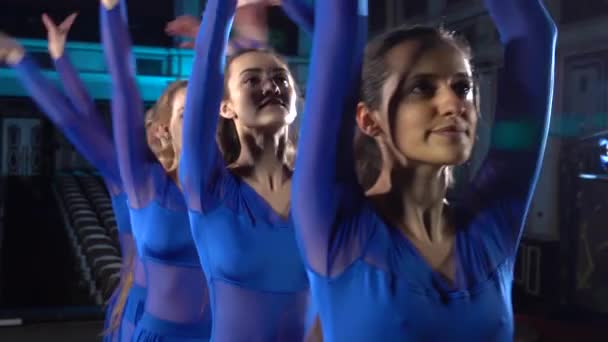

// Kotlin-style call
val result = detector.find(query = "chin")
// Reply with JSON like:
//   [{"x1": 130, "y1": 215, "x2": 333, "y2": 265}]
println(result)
[
  {"x1": 430, "y1": 147, "x2": 472, "y2": 166},
  {"x1": 257, "y1": 113, "x2": 289, "y2": 131},
  {"x1": 443, "y1": 152, "x2": 471, "y2": 166}
]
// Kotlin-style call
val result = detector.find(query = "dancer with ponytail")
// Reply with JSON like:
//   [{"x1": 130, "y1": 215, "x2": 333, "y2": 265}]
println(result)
[
  {"x1": 179, "y1": 0, "x2": 316, "y2": 340},
  {"x1": 293, "y1": 0, "x2": 556, "y2": 340},
  {"x1": 100, "y1": 0, "x2": 211, "y2": 340}
]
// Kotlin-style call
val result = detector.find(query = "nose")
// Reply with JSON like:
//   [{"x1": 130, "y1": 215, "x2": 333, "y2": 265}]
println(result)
[
  {"x1": 262, "y1": 78, "x2": 281, "y2": 96},
  {"x1": 437, "y1": 86, "x2": 466, "y2": 117}
]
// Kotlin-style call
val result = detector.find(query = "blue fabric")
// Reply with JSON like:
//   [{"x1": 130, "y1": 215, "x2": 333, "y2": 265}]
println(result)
[
  {"x1": 13, "y1": 56, "x2": 121, "y2": 191},
  {"x1": 281, "y1": 0, "x2": 314, "y2": 35},
  {"x1": 12, "y1": 49, "x2": 135, "y2": 340},
  {"x1": 101, "y1": 2, "x2": 210, "y2": 340},
  {"x1": 111, "y1": 192, "x2": 133, "y2": 235},
  {"x1": 117, "y1": 283, "x2": 147, "y2": 342},
  {"x1": 134, "y1": 313, "x2": 211, "y2": 342},
  {"x1": 292, "y1": 0, "x2": 557, "y2": 341},
  {"x1": 179, "y1": 0, "x2": 311, "y2": 340}
]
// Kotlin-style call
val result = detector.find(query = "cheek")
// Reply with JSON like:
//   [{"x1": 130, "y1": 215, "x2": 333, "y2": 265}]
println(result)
[
  {"x1": 233, "y1": 93, "x2": 258, "y2": 120},
  {"x1": 466, "y1": 108, "x2": 478, "y2": 135},
  {"x1": 169, "y1": 118, "x2": 181, "y2": 140},
  {"x1": 392, "y1": 104, "x2": 432, "y2": 141}
]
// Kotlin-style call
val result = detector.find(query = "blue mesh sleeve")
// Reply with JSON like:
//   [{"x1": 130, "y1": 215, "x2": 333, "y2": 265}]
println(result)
[
  {"x1": 100, "y1": 2, "x2": 155, "y2": 207},
  {"x1": 281, "y1": 0, "x2": 314, "y2": 35},
  {"x1": 465, "y1": 0, "x2": 557, "y2": 255},
  {"x1": 178, "y1": 0, "x2": 236, "y2": 213},
  {"x1": 292, "y1": 0, "x2": 368, "y2": 276},
  {"x1": 13, "y1": 56, "x2": 121, "y2": 189}
]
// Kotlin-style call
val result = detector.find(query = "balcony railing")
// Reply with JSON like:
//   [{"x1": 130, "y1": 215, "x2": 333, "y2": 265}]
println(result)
[{"x1": 0, "y1": 39, "x2": 309, "y2": 102}]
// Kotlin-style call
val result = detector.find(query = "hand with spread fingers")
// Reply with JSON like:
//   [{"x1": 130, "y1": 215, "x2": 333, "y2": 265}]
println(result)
[{"x1": 42, "y1": 13, "x2": 78, "y2": 60}]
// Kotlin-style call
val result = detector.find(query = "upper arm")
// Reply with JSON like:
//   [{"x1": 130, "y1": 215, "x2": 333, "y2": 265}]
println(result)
[
  {"x1": 100, "y1": 2, "x2": 154, "y2": 207},
  {"x1": 14, "y1": 55, "x2": 121, "y2": 188},
  {"x1": 178, "y1": 0, "x2": 236, "y2": 212},
  {"x1": 292, "y1": 0, "x2": 368, "y2": 275},
  {"x1": 470, "y1": 0, "x2": 557, "y2": 252}
]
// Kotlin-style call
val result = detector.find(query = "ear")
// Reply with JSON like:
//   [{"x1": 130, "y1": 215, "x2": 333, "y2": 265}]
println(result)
[
  {"x1": 355, "y1": 102, "x2": 383, "y2": 138},
  {"x1": 356, "y1": 102, "x2": 409, "y2": 168},
  {"x1": 220, "y1": 100, "x2": 236, "y2": 119}
]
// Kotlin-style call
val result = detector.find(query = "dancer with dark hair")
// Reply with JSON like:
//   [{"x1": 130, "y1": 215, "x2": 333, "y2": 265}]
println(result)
[{"x1": 293, "y1": 0, "x2": 556, "y2": 340}]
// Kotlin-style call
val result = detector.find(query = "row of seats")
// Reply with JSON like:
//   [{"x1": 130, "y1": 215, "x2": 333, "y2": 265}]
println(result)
[{"x1": 55, "y1": 174, "x2": 122, "y2": 304}]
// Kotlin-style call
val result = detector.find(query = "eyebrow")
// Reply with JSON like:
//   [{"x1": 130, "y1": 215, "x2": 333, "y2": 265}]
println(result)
[
  {"x1": 408, "y1": 72, "x2": 472, "y2": 80},
  {"x1": 239, "y1": 67, "x2": 288, "y2": 76}
]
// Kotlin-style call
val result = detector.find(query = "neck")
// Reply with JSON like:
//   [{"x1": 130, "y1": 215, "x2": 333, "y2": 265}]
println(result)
[
  {"x1": 373, "y1": 164, "x2": 451, "y2": 243},
  {"x1": 234, "y1": 125, "x2": 289, "y2": 190}
]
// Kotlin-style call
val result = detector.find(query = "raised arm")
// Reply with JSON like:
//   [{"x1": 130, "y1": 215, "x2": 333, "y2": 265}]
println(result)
[
  {"x1": 281, "y1": 0, "x2": 314, "y2": 35},
  {"x1": 43, "y1": 13, "x2": 99, "y2": 122},
  {"x1": 471, "y1": 0, "x2": 557, "y2": 250},
  {"x1": 178, "y1": 0, "x2": 236, "y2": 212},
  {"x1": 292, "y1": 0, "x2": 367, "y2": 275},
  {"x1": 1, "y1": 36, "x2": 121, "y2": 189},
  {"x1": 100, "y1": 0, "x2": 152, "y2": 207}
]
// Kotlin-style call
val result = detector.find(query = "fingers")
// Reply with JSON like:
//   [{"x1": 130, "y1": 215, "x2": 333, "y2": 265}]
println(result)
[
  {"x1": 165, "y1": 15, "x2": 200, "y2": 38},
  {"x1": 59, "y1": 12, "x2": 78, "y2": 32},
  {"x1": 101, "y1": 0, "x2": 120, "y2": 9},
  {"x1": 179, "y1": 41, "x2": 195, "y2": 49},
  {"x1": 41, "y1": 13, "x2": 57, "y2": 34}
]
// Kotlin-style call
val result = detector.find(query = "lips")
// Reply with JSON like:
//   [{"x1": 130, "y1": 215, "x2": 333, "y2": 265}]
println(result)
[
  {"x1": 259, "y1": 97, "x2": 285, "y2": 108},
  {"x1": 432, "y1": 122, "x2": 468, "y2": 134},
  {"x1": 434, "y1": 126, "x2": 466, "y2": 133}
]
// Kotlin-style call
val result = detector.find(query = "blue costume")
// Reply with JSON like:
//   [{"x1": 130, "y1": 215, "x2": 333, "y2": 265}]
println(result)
[
  {"x1": 12, "y1": 52, "x2": 144, "y2": 341},
  {"x1": 100, "y1": 1, "x2": 210, "y2": 340},
  {"x1": 292, "y1": 0, "x2": 556, "y2": 341},
  {"x1": 179, "y1": 0, "x2": 312, "y2": 340}
]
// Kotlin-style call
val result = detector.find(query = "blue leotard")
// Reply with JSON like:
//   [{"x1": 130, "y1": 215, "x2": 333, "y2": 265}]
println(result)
[
  {"x1": 12, "y1": 53, "x2": 141, "y2": 341},
  {"x1": 292, "y1": 0, "x2": 557, "y2": 341},
  {"x1": 100, "y1": 2, "x2": 210, "y2": 340},
  {"x1": 178, "y1": 0, "x2": 311, "y2": 340}
]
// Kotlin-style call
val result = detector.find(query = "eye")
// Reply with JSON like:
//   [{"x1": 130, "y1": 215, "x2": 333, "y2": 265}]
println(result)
[
  {"x1": 452, "y1": 80, "x2": 472, "y2": 98},
  {"x1": 409, "y1": 80, "x2": 436, "y2": 97},
  {"x1": 243, "y1": 76, "x2": 260, "y2": 86},
  {"x1": 274, "y1": 75, "x2": 290, "y2": 87}
]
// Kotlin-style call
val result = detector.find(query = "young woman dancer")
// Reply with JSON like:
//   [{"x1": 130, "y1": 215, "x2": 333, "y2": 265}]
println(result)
[
  {"x1": 100, "y1": 0, "x2": 210, "y2": 340},
  {"x1": 0, "y1": 12, "x2": 146, "y2": 341},
  {"x1": 178, "y1": 0, "x2": 315, "y2": 340},
  {"x1": 293, "y1": 0, "x2": 556, "y2": 340}
]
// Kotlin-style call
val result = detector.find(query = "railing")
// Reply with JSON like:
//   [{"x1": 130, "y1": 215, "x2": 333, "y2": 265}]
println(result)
[{"x1": 0, "y1": 39, "x2": 309, "y2": 102}]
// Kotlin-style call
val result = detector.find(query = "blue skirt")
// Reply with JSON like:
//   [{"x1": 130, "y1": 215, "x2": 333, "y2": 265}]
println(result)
[
  {"x1": 133, "y1": 313, "x2": 211, "y2": 342},
  {"x1": 118, "y1": 283, "x2": 147, "y2": 341},
  {"x1": 103, "y1": 292, "x2": 119, "y2": 342}
]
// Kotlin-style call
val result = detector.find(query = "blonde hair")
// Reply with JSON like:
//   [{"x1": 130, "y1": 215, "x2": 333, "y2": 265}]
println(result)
[
  {"x1": 102, "y1": 252, "x2": 134, "y2": 336},
  {"x1": 150, "y1": 80, "x2": 189, "y2": 170}
]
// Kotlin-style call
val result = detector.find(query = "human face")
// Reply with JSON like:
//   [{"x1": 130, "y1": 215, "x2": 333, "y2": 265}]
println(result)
[
  {"x1": 145, "y1": 111, "x2": 162, "y2": 155},
  {"x1": 377, "y1": 40, "x2": 477, "y2": 166},
  {"x1": 221, "y1": 51, "x2": 297, "y2": 133},
  {"x1": 168, "y1": 87, "x2": 186, "y2": 155}
]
